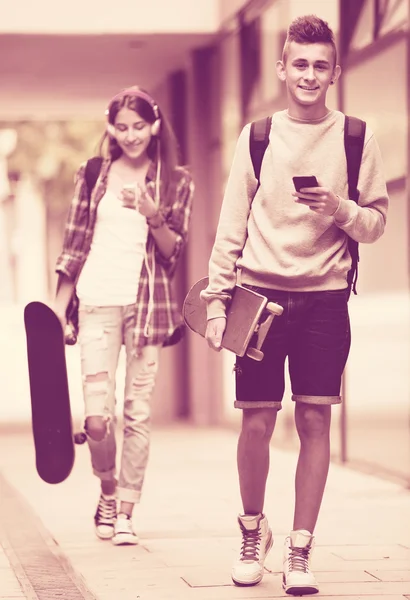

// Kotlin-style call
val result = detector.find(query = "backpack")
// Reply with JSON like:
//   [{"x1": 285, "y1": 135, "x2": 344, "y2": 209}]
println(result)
[{"x1": 249, "y1": 115, "x2": 366, "y2": 298}]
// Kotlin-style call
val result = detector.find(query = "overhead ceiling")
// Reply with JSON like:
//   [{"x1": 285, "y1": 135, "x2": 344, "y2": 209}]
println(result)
[{"x1": 0, "y1": 32, "x2": 216, "y2": 119}]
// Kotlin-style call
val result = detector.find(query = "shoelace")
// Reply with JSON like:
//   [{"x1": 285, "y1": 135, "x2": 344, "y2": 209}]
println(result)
[
  {"x1": 240, "y1": 528, "x2": 261, "y2": 561},
  {"x1": 288, "y1": 546, "x2": 310, "y2": 572},
  {"x1": 96, "y1": 497, "x2": 117, "y2": 524}
]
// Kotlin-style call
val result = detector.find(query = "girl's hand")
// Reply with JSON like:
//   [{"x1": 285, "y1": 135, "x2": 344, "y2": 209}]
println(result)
[{"x1": 135, "y1": 183, "x2": 158, "y2": 218}]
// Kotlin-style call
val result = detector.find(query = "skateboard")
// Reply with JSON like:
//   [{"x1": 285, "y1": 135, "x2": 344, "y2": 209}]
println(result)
[
  {"x1": 24, "y1": 301, "x2": 86, "y2": 485},
  {"x1": 183, "y1": 277, "x2": 283, "y2": 361}
]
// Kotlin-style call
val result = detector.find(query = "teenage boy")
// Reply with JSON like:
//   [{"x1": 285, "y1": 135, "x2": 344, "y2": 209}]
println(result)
[{"x1": 201, "y1": 14, "x2": 388, "y2": 596}]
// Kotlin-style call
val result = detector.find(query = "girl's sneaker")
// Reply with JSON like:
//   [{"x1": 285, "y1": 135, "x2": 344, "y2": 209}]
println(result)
[
  {"x1": 94, "y1": 494, "x2": 117, "y2": 540},
  {"x1": 112, "y1": 513, "x2": 139, "y2": 546}
]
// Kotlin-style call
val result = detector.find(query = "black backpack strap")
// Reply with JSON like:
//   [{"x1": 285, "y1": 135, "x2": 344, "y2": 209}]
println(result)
[
  {"x1": 84, "y1": 156, "x2": 103, "y2": 199},
  {"x1": 250, "y1": 116, "x2": 272, "y2": 187},
  {"x1": 344, "y1": 115, "x2": 366, "y2": 297},
  {"x1": 344, "y1": 116, "x2": 366, "y2": 202}
]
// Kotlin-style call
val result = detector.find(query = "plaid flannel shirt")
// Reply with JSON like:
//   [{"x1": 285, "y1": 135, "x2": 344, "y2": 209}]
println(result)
[{"x1": 56, "y1": 158, "x2": 194, "y2": 352}]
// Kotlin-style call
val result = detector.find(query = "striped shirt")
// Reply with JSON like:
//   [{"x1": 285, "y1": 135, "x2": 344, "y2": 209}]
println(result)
[{"x1": 56, "y1": 158, "x2": 194, "y2": 352}]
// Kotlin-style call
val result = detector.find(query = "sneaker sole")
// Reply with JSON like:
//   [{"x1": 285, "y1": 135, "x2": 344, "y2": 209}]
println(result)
[
  {"x1": 231, "y1": 573, "x2": 264, "y2": 587},
  {"x1": 95, "y1": 529, "x2": 115, "y2": 540},
  {"x1": 283, "y1": 582, "x2": 319, "y2": 595},
  {"x1": 112, "y1": 535, "x2": 139, "y2": 546},
  {"x1": 231, "y1": 531, "x2": 274, "y2": 587}
]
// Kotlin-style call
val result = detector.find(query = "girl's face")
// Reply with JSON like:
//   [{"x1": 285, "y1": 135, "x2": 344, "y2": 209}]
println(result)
[{"x1": 113, "y1": 107, "x2": 153, "y2": 160}]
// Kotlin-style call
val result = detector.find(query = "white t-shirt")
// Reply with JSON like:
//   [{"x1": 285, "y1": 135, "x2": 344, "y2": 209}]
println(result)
[{"x1": 76, "y1": 189, "x2": 148, "y2": 306}]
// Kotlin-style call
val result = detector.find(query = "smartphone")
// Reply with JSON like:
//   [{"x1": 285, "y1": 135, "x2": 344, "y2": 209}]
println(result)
[
  {"x1": 121, "y1": 183, "x2": 136, "y2": 209},
  {"x1": 292, "y1": 176, "x2": 319, "y2": 192}
]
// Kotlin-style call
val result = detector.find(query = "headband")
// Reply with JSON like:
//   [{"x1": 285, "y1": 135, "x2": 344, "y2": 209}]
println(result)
[{"x1": 106, "y1": 87, "x2": 159, "y2": 120}]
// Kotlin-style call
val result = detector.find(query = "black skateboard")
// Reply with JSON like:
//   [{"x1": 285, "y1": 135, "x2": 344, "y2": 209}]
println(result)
[
  {"x1": 183, "y1": 277, "x2": 283, "y2": 361},
  {"x1": 24, "y1": 301, "x2": 86, "y2": 484}
]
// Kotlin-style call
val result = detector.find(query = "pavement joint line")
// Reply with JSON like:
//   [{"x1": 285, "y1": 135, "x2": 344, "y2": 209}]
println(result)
[
  {"x1": 364, "y1": 569, "x2": 383, "y2": 582},
  {"x1": 0, "y1": 470, "x2": 97, "y2": 600}
]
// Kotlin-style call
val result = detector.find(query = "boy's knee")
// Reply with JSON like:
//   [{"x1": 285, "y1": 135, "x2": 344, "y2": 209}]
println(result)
[
  {"x1": 295, "y1": 403, "x2": 331, "y2": 438},
  {"x1": 86, "y1": 416, "x2": 108, "y2": 441},
  {"x1": 242, "y1": 409, "x2": 277, "y2": 440}
]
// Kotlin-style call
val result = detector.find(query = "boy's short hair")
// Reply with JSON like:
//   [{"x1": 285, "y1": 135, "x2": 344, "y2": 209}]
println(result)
[{"x1": 282, "y1": 15, "x2": 337, "y2": 66}]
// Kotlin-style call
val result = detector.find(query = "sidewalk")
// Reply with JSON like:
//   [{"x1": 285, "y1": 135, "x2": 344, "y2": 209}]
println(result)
[{"x1": 0, "y1": 424, "x2": 409, "y2": 599}]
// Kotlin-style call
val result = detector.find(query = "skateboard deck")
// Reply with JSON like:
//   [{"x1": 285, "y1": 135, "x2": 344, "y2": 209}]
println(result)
[
  {"x1": 183, "y1": 277, "x2": 283, "y2": 361},
  {"x1": 24, "y1": 301, "x2": 82, "y2": 484}
]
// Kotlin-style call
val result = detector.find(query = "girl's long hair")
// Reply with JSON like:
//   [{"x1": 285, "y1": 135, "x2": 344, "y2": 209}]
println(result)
[{"x1": 98, "y1": 88, "x2": 180, "y2": 204}]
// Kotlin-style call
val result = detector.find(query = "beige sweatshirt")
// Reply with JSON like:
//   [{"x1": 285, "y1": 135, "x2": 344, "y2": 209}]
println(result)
[{"x1": 202, "y1": 109, "x2": 388, "y2": 320}]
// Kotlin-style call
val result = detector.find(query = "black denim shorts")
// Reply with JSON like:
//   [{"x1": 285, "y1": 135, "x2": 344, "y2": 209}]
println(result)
[{"x1": 234, "y1": 287, "x2": 351, "y2": 410}]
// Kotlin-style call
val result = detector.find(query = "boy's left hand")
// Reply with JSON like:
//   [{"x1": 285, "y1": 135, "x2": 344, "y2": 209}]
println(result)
[{"x1": 293, "y1": 180, "x2": 340, "y2": 216}]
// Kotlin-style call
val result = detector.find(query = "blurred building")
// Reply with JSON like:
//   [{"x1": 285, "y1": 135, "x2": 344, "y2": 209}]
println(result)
[{"x1": 0, "y1": 0, "x2": 409, "y2": 483}]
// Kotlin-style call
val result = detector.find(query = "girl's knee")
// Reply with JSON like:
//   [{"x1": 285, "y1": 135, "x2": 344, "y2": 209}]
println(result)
[{"x1": 86, "y1": 415, "x2": 108, "y2": 441}]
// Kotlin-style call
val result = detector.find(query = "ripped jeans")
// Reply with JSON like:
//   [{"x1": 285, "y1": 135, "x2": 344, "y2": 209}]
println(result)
[{"x1": 78, "y1": 304, "x2": 160, "y2": 504}]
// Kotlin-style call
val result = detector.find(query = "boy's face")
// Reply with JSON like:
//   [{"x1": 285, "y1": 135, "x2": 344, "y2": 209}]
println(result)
[{"x1": 276, "y1": 41, "x2": 340, "y2": 111}]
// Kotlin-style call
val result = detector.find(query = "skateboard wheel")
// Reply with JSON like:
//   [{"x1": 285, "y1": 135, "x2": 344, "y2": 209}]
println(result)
[
  {"x1": 266, "y1": 301, "x2": 283, "y2": 316},
  {"x1": 246, "y1": 347, "x2": 264, "y2": 361},
  {"x1": 74, "y1": 432, "x2": 87, "y2": 445},
  {"x1": 64, "y1": 323, "x2": 77, "y2": 345}
]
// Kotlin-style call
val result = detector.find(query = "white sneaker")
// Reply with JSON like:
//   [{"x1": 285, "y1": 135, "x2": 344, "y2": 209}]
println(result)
[
  {"x1": 94, "y1": 494, "x2": 117, "y2": 540},
  {"x1": 231, "y1": 513, "x2": 273, "y2": 586},
  {"x1": 283, "y1": 530, "x2": 318, "y2": 595},
  {"x1": 112, "y1": 513, "x2": 139, "y2": 546}
]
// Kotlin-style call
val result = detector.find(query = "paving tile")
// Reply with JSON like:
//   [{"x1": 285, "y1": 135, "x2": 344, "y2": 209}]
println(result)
[
  {"x1": 282, "y1": 597, "x2": 407, "y2": 600},
  {"x1": 330, "y1": 544, "x2": 410, "y2": 561},
  {"x1": 314, "y1": 558, "x2": 410, "y2": 572},
  {"x1": 0, "y1": 574, "x2": 24, "y2": 596},
  {"x1": 93, "y1": 576, "x2": 280, "y2": 599},
  {"x1": 318, "y1": 580, "x2": 410, "y2": 595},
  {"x1": 155, "y1": 550, "x2": 232, "y2": 568},
  {"x1": 180, "y1": 566, "x2": 247, "y2": 587},
  {"x1": 367, "y1": 569, "x2": 410, "y2": 582},
  {"x1": 88, "y1": 574, "x2": 191, "y2": 593},
  {"x1": 314, "y1": 569, "x2": 380, "y2": 582},
  {"x1": 1, "y1": 426, "x2": 410, "y2": 599}
]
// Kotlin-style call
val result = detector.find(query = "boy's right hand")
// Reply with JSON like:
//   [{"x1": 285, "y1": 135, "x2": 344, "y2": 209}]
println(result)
[{"x1": 205, "y1": 317, "x2": 227, "y2": 352}]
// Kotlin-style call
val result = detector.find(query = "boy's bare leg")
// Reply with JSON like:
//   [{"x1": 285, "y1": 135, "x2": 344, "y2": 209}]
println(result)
[
  {"x1": 282, "y1": 402, "x2": 329, "y2": 594},
  {"x1": 232, "y1": 407, "x2": 277, "y2": 587},
  {"x1": 293, "y1": 403, "x2": 331, "y2": 532},
  {"x1": 237, "y1": 408, "x2": 278, "y2": 514}
]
